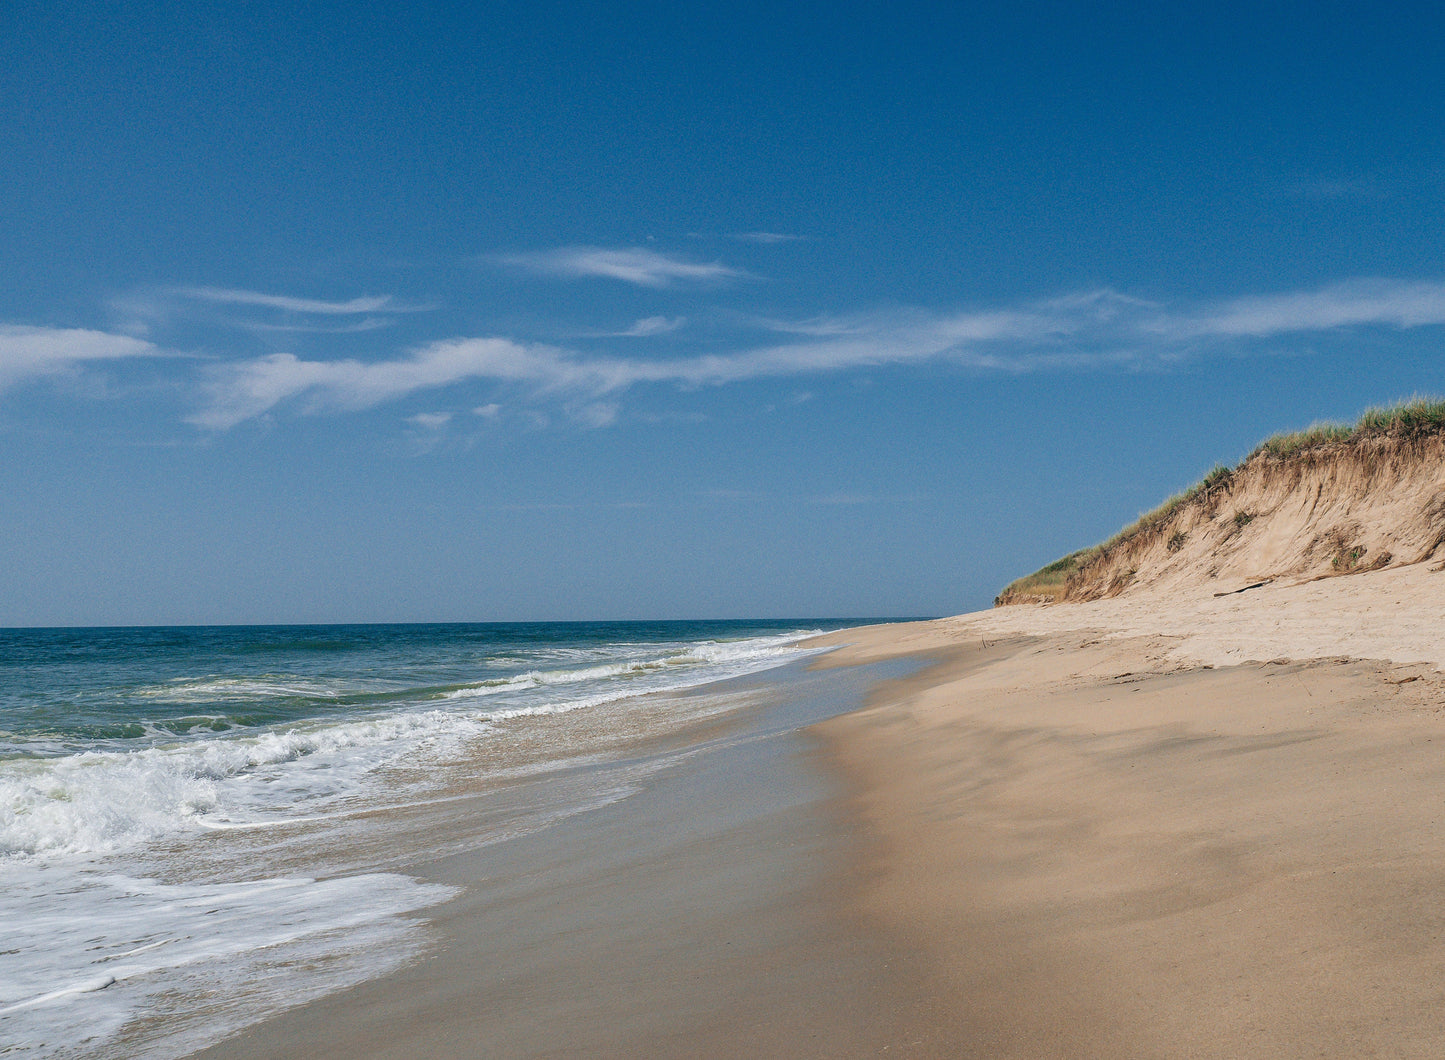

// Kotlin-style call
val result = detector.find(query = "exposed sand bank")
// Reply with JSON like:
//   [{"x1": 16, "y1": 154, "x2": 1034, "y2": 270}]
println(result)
[
  {"x1": 812, "y1": 562, "x2": 1445, "y2": 1056},
  {"x1": 997, "y1": 417, "x2": 1445, "y2": 605}
]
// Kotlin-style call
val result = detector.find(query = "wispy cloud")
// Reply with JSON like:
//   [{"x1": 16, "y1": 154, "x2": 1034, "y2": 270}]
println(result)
[
  {"x1": 620, "y1": 315, "x2": 685, "y2": 337},
  {"x1": 727, "y1": 231, "x2": 804, "y2": 244},
  {"x1": 185, "y1": 302, "x2": 1083, "y2": 428},
  {"x1": 1161, "y1": 279, "x2": 1445, "y2": 339},
  {"x1": 189, "y1": 338, "x2": 581, "y2": 429},
  {"x1": 568, "y1": 402, "x2": 619, "y2": 428},
  {"x1": 170, "y1": 287, "x2": 413, "y2": 315},
  {"x1": 406, "y1": 411, "x2": 452, "y2": 430},
  {"x1": 110, "y1": 286, "x2": 433, "y2": 338},
  {"x1": 244, "y1": 317, "x2": 396, "y2": 335},
  {"x1": 582, "y1": 316, "x2": 686, "y2": 339},
  {"x1": 0, "y1": 325, "x2": 160, "y2": 392},
  {"x1": 499, "y1": 246, "x2": 744, "y2": 287},
  {"x1": 755, "y1": 315, "x2": 872, "y2": 337},
  {"x1": 183, "y1": 277, "x2": 1445, "y2": 429}
]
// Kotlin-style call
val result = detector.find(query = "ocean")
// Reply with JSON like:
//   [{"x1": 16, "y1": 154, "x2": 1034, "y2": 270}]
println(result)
[{"x1": 0, "y1": 619, "x2": 861, "y2": 1058}]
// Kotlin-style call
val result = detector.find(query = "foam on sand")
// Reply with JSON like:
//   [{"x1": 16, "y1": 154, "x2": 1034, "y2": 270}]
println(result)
[{"x1": 0, "y1": 868, "x2": 456, "y2": 1059}]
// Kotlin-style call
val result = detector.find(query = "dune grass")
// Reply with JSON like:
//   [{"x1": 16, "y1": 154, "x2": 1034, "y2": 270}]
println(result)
[
  {"x1": 996, "y1": 397, "x2": 1445, "y2": 603},
  {"x1": 1251, "y1": 396, "x2": 1445, "y2": 459},
  {"x1": 997, "y1": 548, "x2": 1097, "y2": 599}
]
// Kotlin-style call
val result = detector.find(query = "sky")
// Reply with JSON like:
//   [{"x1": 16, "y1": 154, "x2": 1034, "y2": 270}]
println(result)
[{"x1": 3, "y1": 0, "x2": 1445, "y2": 625}]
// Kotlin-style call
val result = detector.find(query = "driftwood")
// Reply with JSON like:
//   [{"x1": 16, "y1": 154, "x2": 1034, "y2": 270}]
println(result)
[{"x1": 1213, "y1": 580, "x2": 1272, "y2": 598}]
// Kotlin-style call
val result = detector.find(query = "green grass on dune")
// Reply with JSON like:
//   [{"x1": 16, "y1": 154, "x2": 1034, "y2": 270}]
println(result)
[
  {"x1": 1000, "y1": 548, "x2": 1097, "y2": 597},
  {"x1": 1251, "y1": 395, "x2": 1445, "y2": 459},
  {"x1": 997, "y1": 397, "x2": 1445, "y2": 602}
]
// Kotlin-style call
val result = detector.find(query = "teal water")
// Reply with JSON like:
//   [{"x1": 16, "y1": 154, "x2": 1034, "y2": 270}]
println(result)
[{"x1": 0, "y1": 620, "x2": 841, "y2": 756}]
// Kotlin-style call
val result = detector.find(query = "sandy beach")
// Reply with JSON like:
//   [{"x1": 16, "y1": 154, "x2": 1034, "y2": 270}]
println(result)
[
  {"x1": 186, "y1": 563, "x2": 1445, "y2": 1057},
  {"x1": 812, "y1": 561, "x2": 1445, "y2": 1057}
]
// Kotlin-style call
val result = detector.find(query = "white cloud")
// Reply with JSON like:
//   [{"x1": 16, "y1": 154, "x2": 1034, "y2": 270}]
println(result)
[
  {"x1": 569, "y1": 402, "x2": 618, "y2": 428},
  {"x1": 473, "y1": 403, "x2": 501, "y2": 417},
  {"x1": 170, "y1": 287, "x2": 406, "y2": 315},
  {"x1": 0, "y1": 325, "x2": 159, "y2": 392},
  {"x1": 574, "y1": 316, "x2": 686, "y2": 339},
  {"x1": 499, "y1": 247, "x2": 743, "y2": 287},
  {"x1": 728, "y1": 231, "x2": 804, "y2": 244},
  {"x1": 185, "y1": 278, "x2": 1445, "y2": 429},
  {"x1": 110, "y1": 286, "x2": 432, "y2": 337},
  {"x1": 406, "y1": 411, "x2": 452, "y2": 430},
  {"x1": 189, "y1": 337, "x2": 595, "y2": 429},
  {"x1": 619, "y1": 316, "x2": 685, "y2": 337},
  {"x1": 185, "y1": 306, "x2": 1066, "y2": 427},
  {"x1": 1165, "y1": 279, "x2": 1445, "y2": 340},
  {"x1": 755, "y1": 315, "x2": 869, "y2": 337},
  {"x1": 579, "y1": 316, "x2": 687, "y2": 339},
  {"x1": 244, "y1": 318, "x2": 395, "y2": 335}
]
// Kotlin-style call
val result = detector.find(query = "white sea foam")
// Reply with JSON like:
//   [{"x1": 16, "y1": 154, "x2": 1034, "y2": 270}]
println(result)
[
  {"x1": 128, "y1": 676, "x2": 349, "y2": 702},
  {"x1": 0, "y1": 709, "x2": 484, "y2": 858},
  {"x1": 438, "y1": 633, "x2": 816, "y2": 699},
  {"x1": 0, "y1": 631, "x2": 823, "y2": 861},
  {"x1": 438, "y1": 659, "x2": 674, "y2": 698},
  {"x1": 0, "y1": 867, "x2": 456, "y2": 1059}
]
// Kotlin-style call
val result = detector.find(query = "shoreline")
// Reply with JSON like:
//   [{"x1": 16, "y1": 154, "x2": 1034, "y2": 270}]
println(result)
[
  {"x1": 188, "y1": 563, "x2": 1445, "y2": 1056},
  {"x1": 189, "y1": 656, "x2": 940, "y2": 1059}
]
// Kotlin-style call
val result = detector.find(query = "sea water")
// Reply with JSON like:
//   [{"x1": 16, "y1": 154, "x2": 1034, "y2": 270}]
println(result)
[{"x1": 0, "y1": 620, "x2": 852, "y2": 1058}]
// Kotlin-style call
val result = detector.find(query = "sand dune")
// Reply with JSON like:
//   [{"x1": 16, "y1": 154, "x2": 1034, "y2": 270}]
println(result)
[{"x1": 998, "y1": 428, "x2": 1445, "y2": 605}]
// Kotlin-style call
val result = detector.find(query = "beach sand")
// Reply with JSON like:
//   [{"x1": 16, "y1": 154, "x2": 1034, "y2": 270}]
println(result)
[
  {"x1": 811, "y1": 561, "x2": 1445, "y2": 1057},
  {"x1": 194, "y1": 564, "x2": 1445, "y2": 1056}
]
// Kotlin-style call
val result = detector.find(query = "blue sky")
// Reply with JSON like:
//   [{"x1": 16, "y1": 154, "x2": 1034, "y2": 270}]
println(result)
[{"x1": 3, "y1": 0, "x2": 1445, "y2": 625}]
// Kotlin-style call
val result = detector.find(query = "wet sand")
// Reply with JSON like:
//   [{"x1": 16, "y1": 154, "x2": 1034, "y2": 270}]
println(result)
[{"x1": 192, "y1": 659, "x2": 944, "y2": 1059}]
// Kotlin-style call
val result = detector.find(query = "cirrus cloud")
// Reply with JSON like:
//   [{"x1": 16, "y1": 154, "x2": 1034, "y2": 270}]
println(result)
[
  {"x1": 498, "y1": 246, "x2": 745, "y2": 288},
  {"x1": 727, "y1": 231, "x2": 804, "y2": 244},
  {"x1": 169, "y1": 287, "x2": 421, "y2": 315},
  {"x1": 0, "y1": 325, "x2": 160, "y2": 392},
  {"x1": 1160, "y1": 278, "x2": 1445, "y2": 339},
  {"x1": 185, "y1": 298, "x2": 1106, "y2": 428},
  {"x1": 155, "y1": 276, "x2": 1445, "y2": 429}
]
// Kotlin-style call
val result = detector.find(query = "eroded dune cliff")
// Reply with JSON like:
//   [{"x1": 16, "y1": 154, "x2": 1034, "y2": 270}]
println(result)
[{"x1": 997, "y1": 404, "x2": 1445, "y2": 605}]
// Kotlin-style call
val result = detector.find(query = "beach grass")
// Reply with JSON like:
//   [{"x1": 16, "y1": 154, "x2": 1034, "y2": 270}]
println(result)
[
  {"x1": 1251, "y1": 395, "x2": 1445, "y2": 459},
  {"x1": 997, "y1": 548, "x2": 1099, "y2": 599}
]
